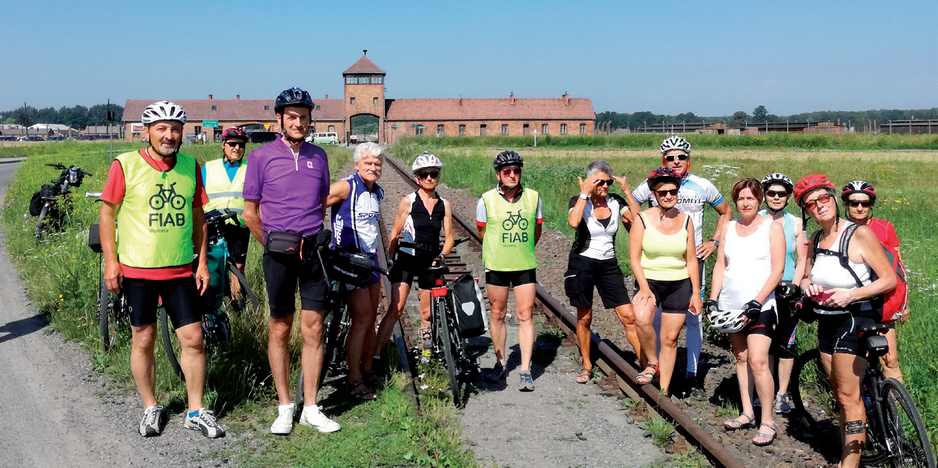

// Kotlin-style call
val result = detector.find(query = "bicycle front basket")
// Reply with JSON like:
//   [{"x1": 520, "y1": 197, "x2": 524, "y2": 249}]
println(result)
[{"x1": 327, "y1": 250, "x2": 376, "y2": 288}]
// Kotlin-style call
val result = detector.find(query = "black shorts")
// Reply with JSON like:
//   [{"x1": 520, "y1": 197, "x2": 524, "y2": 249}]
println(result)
[
  {"x1": 262, "y1": 252, "x2": 328, "y2": 318},
  {"x1": 389, "y1": 251, "x2": 438, "y2": 290},
  {"x1": 816, "y1": 308, "x2": 879, "y2": 356},
  {"x1": 771, "y1": 289, "x2": 799, "y2": 357},
  {"x1": 647, "y1": 278, "x2": 692, "y2": 314},
  {"x1": 564, "y1": 254, "x2": 630, "y2": 309},
  {"x1": 223, "y1": 224, "x2": 251, "y2": 264},
  {"x1": 123, "y1": 276, "x2": 201, "y2": 329},
  {"x1": 485, "y1": 268, "x2": 536, "y2": 288},
  {"x1": 745, "y1": 306, "x2": 778, "y2": 338}
]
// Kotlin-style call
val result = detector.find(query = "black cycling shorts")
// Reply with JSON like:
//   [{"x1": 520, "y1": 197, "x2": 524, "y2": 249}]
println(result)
[
  {"x1": 123, "y1": 276, "x2": 201, "y2": 329},
  {"x1": 223, "y1": 224, "x2": 251, "y2": 265},
  {"x1": 389, "y1": 251, "x2": 438, "y2": 290},
  {"x1": 771, "y1": 289, "x2": 799, "y2": 357},
  {"x1": 564, "y1": 254, "x2": 630, "y2": 309},
  {"x1": 816, "y1": 308, "x2": 879, "y2": 356},
  {"x1": 262, "y1": 252, "x2": 328, "y2": 318},
  {"x1": 647, "y1": 278, "x2": 692, "y2": 314},
  {"x1": 485, "y1": 268, "x2": 536, "y2": 288},
  {"x1": 745, "y1": 306, "x2": 778, "y2": 338}
]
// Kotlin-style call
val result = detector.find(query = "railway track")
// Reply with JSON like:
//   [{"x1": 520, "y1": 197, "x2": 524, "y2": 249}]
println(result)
[{"x1": 380, "y1": 153, "x2": 746, "y2": 468}]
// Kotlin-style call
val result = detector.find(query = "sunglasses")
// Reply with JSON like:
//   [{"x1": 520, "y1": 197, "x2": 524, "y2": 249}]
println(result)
[
  {"x1": 847, "y1": 200, "x2": 872, "y2": 208},
  {"x1": 655, "y1": 188, "x2": 679, "y2": 197},
  {"x1": 664, "y1": 154, "x2": 689, "y2": 162},
  {"x1": 597, "y1": 179, "x2": 614, "y2": 187},
  {"x1": 804, "y1": 193, "x2": 833, "y2": 211},
  {"x1": 224, "y1": 141, "x2": 246, "y2": 148},
  {"x1": 765, "y1": 190, "x2": 788, "y2": 198},
  {"x1": 416, "y1": 170, "x2": 440, "y2": 180},
  {"x1": 500, "y1": 167, "x2": 522, "y2": 176}
]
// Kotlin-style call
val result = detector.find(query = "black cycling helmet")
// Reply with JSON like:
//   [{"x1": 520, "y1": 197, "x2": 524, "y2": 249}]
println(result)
[
  {"x1": 647, "y1": 167, "x2": 682, "y2": 190},
  {"x1": 493, "y1": 150, "x2": 524, "y2": 170},
  {"x1": 841, "y1": 180, "x2": 877, "y2": 204},
  {"x1": 274, "y1": 87, "x2": 315, "y2": 113}
]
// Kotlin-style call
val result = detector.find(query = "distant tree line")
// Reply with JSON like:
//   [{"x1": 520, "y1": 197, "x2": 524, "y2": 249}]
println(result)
[
  {"x1": 0, "y1": 104, "x2": 124, "y2": 129},
  {"x1": 596, "y1": 105, "x2": 938, "y2": 130}
]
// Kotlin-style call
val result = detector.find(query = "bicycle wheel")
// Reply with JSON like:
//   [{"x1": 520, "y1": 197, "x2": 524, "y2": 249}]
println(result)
[
  {"x1": 438, "y1": 297, "x2": 465, "y2": 407},
  {"x1": 792, "y1": 348, "x2": 838, "y2": 429},
  {"x1": 223, "y1": 263, "x2": 258, "y2": 314},
  {"x1": 879, "y1": 379, "x2": 936, "y2": 468},
  {"x1": 160, "y1": 307, "x2": 185, "y2": 380},
  {"x1": 295, "y1": 303, "x2": 348, "y2": 408},
  {"x1": 98, "y1": 269, "x2": 114, "y2": 351}
]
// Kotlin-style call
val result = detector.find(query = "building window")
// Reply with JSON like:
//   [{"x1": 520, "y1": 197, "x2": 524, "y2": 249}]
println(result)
[
  {"x1": 480, "y1": 124, "x2": 487, "y2": 136},
  {"x1": 328, "y1": 125, "x2": 335, "y2": 132},
  {"x1": 350, "y1": 97, "x2": 355, "y2": 105},
  {"x1": 501, "y1": 124, "x2": 508, "y2": 135},
  {"x1": 373, "y1": 97, "x2": 378, "y2": 105},
  {"x1": 561, "y1": 123, "x2": 568, "y2": 134},
  {"x1": 211, "y1": 105, "x2": 217, "y2": 111},
  {"x1": 542, "y1": 124, "x2": 548, "y2": 134},
  {"x1": 316, "y1": 105, "x2": 321, "y2": 110},
  {"x1": 346, "y1": 76, "x2": 358, "y2": 84},
  {"x1": 459, "y1": 124, "x2": 466, "y2": 135},
  {"x1": 437, "y1": 124, "x2": 445, "y2": 135},
  {"x1": 580, "y1": 123, "x2": 587, "y2": 134},
  {"x1": 415, "y1": 125, "x2": 424, "y2": 135},
  {"x1": 264, "y1": 105, "x2": 269, "y2": 111}
]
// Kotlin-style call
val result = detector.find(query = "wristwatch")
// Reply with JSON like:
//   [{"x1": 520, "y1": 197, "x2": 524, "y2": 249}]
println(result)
[
  {"x1": 578, "y1": 193, "x2": 589, "y2": 200},
  {"x1": 710, "y1": 239, "x2": 720, "y2": 248}
]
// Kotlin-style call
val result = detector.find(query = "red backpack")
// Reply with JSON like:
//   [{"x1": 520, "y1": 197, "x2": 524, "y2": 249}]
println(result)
[{"x1": 811, "y1": 223, "x2": 908, "y2": 323}]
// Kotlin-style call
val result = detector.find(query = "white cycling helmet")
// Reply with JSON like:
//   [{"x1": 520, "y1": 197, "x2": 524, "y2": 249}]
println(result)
[
  {"x1": 708, "y1": 304, "x2": 747, "y2": 334},
  {"x1": 141, "y1": 101, "x2": 187, "y2": 125},
  {"x1": 660, "y1": 135, "x2": 691, "y2": 155},
  {"x1": 412, "y1": 151, "x2": 442, "y2": 174}
]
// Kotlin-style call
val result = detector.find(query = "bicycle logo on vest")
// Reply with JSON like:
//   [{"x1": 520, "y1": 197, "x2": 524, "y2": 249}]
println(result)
[
  {"x1": 148, "y1": 182, "x2": 188, "y2": 228},
  {"x1": 501, "y1": 210, "x2": 529, "y2": 243}
]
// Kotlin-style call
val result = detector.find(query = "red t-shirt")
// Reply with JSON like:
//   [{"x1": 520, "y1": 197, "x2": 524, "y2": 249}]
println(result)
[
  {"x1": 866, "y1": 218, "x2": 900, "y2": 251},
  {"x1": 101, "y1": 149, "x2": 209, "y2": 280}
]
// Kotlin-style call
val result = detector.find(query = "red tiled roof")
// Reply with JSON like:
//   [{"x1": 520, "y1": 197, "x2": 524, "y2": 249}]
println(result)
[
  {"x1": 343, "y1": 55, "x2": 386, "y2": 75},
  {"x1": 123, "y1": 99, "x2": 345, "y2": 122},
  {"x1": 385, "y1": 97, "x2": 595, "y2": 121}
]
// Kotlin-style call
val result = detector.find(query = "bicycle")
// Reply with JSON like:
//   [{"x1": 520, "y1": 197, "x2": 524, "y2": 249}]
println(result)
[
  {"x1": 32, "y1": 163, "x2": 91, "y2": 244},
  {"x1": 791, "y1": 322, "x2": 935, "y2": 467},
  {"x1": 412, "y1": 236, "x2": 481, "y2": 407},
  {"x1": 294, "y1": 230, "x2": 388, "y2": 408},
  {"x1": 161, "y1": 209, "x2": 260, "y2": 380}
]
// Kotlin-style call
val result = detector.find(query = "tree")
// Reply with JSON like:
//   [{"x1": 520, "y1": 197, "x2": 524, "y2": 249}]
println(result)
[
  {"x1": 753, "y1": 105, "x2": 768, "y2": 122},
  {"x1": 729, "y1": 111, "x2": 749, "y2": 128}
]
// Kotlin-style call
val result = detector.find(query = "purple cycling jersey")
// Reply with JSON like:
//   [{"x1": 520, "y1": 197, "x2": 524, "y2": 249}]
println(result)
[{"x1": 242, "y1": 138, "x2": 330, "y2": 237}]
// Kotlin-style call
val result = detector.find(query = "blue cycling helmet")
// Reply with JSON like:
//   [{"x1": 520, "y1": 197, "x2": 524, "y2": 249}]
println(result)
[{"x1": 274, "y1": 87, "x2": 315, "y2": 113}]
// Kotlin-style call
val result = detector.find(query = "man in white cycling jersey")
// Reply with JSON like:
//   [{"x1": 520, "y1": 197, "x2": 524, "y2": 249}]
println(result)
[{"x1": 625, "y1": 136, "x2": 732, "y2": 385}]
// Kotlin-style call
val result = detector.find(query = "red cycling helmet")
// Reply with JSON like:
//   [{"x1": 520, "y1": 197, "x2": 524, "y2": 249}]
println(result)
[
  {"x1": 647, "y1": 167, "x2": 682, "y2": 190},
  {"x1": 841, "y1": 180, "x2": 877, "y2": 204},
  {"x1": 793, "y1": 174, "x2": 835, "y2": 206},
  {"x1": 222, "y1": 128, "x2": 248, "y2": 141}
]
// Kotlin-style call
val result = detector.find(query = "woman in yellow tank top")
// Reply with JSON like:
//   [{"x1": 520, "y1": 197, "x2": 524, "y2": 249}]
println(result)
[{"x1": 629, "y1": 168, "x2": 701, "y2": 394}]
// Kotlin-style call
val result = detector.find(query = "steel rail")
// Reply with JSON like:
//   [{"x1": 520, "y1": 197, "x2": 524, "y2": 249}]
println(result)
[{"x1": 382, "y1": 153, "x2": 745, "y2": 468}]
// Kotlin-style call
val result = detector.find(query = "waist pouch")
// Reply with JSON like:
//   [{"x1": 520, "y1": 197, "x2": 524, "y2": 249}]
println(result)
[{"x1": 265, "y1": 231, "x2": 303, "y2": 255}]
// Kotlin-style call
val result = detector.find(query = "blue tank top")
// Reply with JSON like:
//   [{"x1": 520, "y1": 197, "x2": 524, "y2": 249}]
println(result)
[
  {"x1": 331, "y1": 173, "x2": 383, "y2": 254},
  {"x1": 759, "y1": 210, "x2": 796, "y2": 281}
]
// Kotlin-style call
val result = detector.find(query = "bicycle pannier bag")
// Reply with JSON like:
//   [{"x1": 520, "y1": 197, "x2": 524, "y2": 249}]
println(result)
[
  {"x1": 327, "y1": 250, "x2": 376, "y2": 289},
  {"x1": 265, "y1": 231, "x2": 302, "y2": 255},
  {"x1": 29, "y1": 192, "x2": 43, "y2": 216},
  {"x1": 450, "y1": 273, "x2": 487, "y2": 338},
  {"x1": 88, "y1": 223, "x2": 102, "y2": 253}
]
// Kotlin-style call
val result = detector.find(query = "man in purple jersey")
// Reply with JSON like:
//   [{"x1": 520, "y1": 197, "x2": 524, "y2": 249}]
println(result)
[{"x1": 242, "y1": 87, "x2": 340, "y2": 435}]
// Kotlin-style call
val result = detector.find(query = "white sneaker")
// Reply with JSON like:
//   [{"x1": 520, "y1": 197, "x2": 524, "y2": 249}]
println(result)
[
  {"x1": 184, "y1": 408, "x2": 225, "y2": 438},
  {"x1": 270, "y1": 403, "x2": 295, "y2": 435},
  {"x1": 139, "y1": 405, "x2": 163, "y2": 437},
  {"x1": 299, "y1": 405, "x2": 341, "y2": 433}
]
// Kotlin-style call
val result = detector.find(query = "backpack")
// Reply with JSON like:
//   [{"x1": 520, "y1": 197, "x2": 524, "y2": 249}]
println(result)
[{"x1": 811, "y1": 223, "x2": 908, "y2": 323}]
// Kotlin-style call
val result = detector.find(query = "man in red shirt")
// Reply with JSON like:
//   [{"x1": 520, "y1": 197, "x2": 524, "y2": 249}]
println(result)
[{"x1": 99, "y1": 101, "x2": 223, "y2": 438}]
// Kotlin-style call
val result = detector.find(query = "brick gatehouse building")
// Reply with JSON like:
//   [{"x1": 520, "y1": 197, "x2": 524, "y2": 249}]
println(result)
[{"x1": 122, "y1": 53, "x2": 595, "y2": 144}]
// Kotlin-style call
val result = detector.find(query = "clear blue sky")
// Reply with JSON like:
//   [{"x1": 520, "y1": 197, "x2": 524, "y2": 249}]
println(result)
[{"x1": 4, "y1": 0, "x2": 936, "y2": 117}]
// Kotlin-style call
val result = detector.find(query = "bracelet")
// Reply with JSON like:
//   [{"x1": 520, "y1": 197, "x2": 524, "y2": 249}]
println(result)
[{"x1": 578, "y1": 193, "x2": 588, "y2": 200}]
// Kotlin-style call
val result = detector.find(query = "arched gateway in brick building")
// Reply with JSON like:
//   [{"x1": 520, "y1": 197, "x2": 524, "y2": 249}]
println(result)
[{"x1": 123, "y1": 53, "x2": 594, "y2": 144}]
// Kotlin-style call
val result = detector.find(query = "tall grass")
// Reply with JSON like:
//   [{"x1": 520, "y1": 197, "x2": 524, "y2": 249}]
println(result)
[{"x1": 392, "y1": 140, "x2": 938, "y2": 448}]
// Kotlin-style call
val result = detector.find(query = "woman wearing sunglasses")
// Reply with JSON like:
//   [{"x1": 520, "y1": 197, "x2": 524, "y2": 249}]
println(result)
[
  {"x1": 629, "y1": 167, "x2": 701, "y2": 395},
  {"x1": 794, "y1": 175, "x2": 897, "y2": 468},
  {"x1": 709, "y1": 178, "x2": 785, "y2": 446},
  {"x1": 841, "y1": 180, "x2": 906, "y2": 383},
  {"x1": 564, "y1": 160, "x2": 641, "y2": 383},
  {"x1": 374, "y1": 151, "x2": 454, "y2": 367}
]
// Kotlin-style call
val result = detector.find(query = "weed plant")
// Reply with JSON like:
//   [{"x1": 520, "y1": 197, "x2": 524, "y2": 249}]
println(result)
[{"x1": 641, "y1": 416, "x2": 676, "y2": 447}]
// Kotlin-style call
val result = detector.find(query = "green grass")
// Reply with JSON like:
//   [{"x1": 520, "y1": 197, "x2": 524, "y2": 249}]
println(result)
[{"x1": 640, "y1": 417, "x2": 676, "y2": 447}]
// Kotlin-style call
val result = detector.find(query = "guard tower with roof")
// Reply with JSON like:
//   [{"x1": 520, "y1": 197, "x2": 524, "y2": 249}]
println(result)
[{"x1": 343, "y1": 50, "x2": 386, "y2": 143}]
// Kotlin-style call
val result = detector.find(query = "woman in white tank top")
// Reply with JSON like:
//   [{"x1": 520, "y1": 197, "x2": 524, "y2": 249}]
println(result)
[{"x1": 709, "y1": 179, "x2": 785, "y2": 446}]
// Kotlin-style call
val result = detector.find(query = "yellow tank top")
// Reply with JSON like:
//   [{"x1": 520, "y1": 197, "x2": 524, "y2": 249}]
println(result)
[{"x1": 640, "y1": 212, "x2": 690, "y2": 281}]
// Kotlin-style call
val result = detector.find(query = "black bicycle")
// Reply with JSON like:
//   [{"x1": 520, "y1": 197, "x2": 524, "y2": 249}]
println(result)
[
  {"x1": 32, "y1": 163, "x2": 90, "y2": 244},
  {"x1": 791, "y1": 322, "x2": 935, "y2": 467},
  {"x1": 295, "y1": 230, "x2": 388, "y2": 408},
  {"x1": 161, "y1": 209, "x2": 260, "y2": 379}
]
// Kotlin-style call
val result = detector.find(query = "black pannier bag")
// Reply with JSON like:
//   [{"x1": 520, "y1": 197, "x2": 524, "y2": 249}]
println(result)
[
  {"x1": 328, "y1": 249, "x2": 377, "y2": 289},
  {"x1": 87, "y1": 223, "x2": 102, "y2": 253},
  {"x1": 449, "y1": 273, "x2": 487, "y2": 338}
]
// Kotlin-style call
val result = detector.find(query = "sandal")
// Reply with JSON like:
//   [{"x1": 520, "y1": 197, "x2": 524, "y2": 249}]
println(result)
[
  {"x1": 349, "y1": 380, "x2": 376, "y2": 401},
  {"x1": 575, "y1": 367, "x2": 595, "y2": 384},
  {"x1": 635, "y1": 364, "x2": 659, "y2": 385},
  {"x1": 363, "y1": 370, "x2": 381, "y2": 389},
  {"x1": 752, "y1": 423, "x2": 777, "y2": 446},
  {"x1": 723, "y1": 413, "x2": 755, "y2": 431}
]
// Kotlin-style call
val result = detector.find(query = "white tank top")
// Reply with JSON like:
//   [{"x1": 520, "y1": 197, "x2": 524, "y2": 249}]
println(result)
[
  {"x1": 718, "y1": 219, "x2": 776, "y2": 313},
  {"x1": 810, "y1": 221, "x2": 872, "y2": 290}
]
